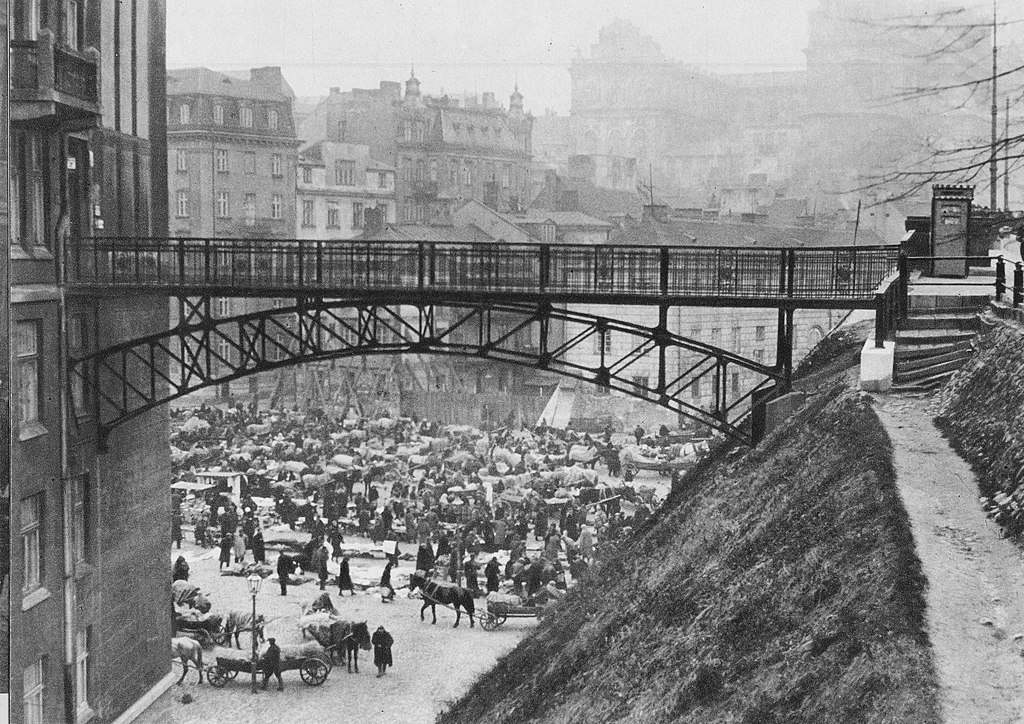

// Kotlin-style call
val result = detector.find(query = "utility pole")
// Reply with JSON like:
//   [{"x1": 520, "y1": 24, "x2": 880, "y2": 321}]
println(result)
[
  {"x1": 1005, "y1": 97, "x2": 1011, "y2": 211},
  {"x1": 990, "y1": 0, "x2": 998, "y2": 210}
]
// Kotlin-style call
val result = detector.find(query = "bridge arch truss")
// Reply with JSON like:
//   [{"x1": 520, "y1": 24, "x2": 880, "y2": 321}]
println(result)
[{"x1": 72, "y1": 297, "x2": 785, "y2": 447}]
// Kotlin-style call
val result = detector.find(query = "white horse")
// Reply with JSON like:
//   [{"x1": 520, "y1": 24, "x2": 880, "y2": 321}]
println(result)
[{"x1": 171, "y1": 637, "x2": 204, "y2": 684}]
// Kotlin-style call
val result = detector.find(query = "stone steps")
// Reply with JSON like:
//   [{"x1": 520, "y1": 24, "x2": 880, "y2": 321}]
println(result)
[
  {"x1": 901, "y1": 312, "x2": 980, "y2": 331},
  {"x1": 896, "y1": 346, "x2": 974, "y2": 374}
]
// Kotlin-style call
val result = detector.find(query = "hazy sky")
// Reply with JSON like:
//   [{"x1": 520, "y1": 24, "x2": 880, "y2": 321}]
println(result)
[{"x1": 166, "y1": 0, "x2": 821, "y2": 113}]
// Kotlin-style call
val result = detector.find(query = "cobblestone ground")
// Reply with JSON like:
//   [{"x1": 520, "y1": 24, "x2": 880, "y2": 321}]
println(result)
[{"x1": 141, "y1": 531, "x2": 534, "y2": 724}]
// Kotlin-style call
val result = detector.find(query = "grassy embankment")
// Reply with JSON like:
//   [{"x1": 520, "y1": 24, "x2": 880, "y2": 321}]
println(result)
[{"x1": 440, "y1": 331, "x2": 939, "y2": 724}]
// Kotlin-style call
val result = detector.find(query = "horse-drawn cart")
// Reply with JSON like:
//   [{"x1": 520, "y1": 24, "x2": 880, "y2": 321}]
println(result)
[
  {"x1": 175, "y1": 623, "x2": 228, "y2": 648},
  {"x1": 206, "y1": 651, "x2": 331, "y2": 688},
  {"x1": 479, "y1": 600, "x2": 544, "y2": 631}
]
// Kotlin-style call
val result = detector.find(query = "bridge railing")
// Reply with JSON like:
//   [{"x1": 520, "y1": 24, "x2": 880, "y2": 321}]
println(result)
[{"x1": 66, "y1": 237, "x2": 900, "y2": 303}]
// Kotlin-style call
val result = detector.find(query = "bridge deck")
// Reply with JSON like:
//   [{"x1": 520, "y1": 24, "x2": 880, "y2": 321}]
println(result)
[{"x1": 65, "y1": 237, "x2": 900, "y2": 308}]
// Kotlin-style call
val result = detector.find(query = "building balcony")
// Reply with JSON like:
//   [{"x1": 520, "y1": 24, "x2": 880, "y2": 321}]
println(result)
[{"x1": 12, "y1": 30, "x2": 100, "y2": 123}]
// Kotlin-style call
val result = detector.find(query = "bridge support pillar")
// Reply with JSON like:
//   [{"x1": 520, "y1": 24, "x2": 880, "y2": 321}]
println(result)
[
  {"x1": 776, "y1": 308, "x2": 794, "y2": 392},
  {"x1": 859, "y1": 338, "x2": 895, "y2": 393}
]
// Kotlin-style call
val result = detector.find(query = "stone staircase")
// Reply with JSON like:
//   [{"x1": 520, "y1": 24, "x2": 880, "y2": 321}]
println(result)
[{"x1": 891, "y1": 294, "x2": 987, "y2": 392}]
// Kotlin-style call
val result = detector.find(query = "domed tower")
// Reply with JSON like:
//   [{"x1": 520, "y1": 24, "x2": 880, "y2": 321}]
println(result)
[
  {"x1": 404, "y1": 67, "x2": 422, "y2": 105},
  {"x1": 509, "y1": 83, "x2": 524, "y2": 117}
]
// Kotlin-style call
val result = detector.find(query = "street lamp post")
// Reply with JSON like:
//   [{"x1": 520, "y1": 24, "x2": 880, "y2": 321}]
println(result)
[{"x1": 247, "y1": 574, "x2": 262, "y2": 693}]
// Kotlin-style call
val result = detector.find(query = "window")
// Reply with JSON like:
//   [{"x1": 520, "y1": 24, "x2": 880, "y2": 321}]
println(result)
[
  {"x1": 429, "y1": 159, "x2": 438, "y2": 182},
  {"x1": 216, "y1": 191, "x2": 229, "y2": 218},
  {"x1": 76, "y1": 629, "x2": 91, "y2": 715},
  {"x1": 176, "y1": 190, "x2": 189, "y2": 218},
  {"x1": 73, "y1": 475, "x2": 89, "y2": 563},
  {"x1": 12, "y1": 132, "x2": 47, "y2": 249},
  {"x1": 244, "y1": 193, "x2": 256, "y2": 226},
  {"x1": 215, "y1": 149, "x2": 228, "y2": 173},
  {"x1": 240, "y1": 107, "x2": 253, "y2": 128},
  {"x1": 731, "y1": 326, "x2": 742, "y2": 351},
  {"x1": 213, "y1": 104, "x2": 224, "y2": 125},
  {"x1": 378, "y1": 203, "x2": 389, "y2": 220},
  {"x1": 22, "y1": 494, "x2": 43, "y2": 592},
  {"x1": 710, "y1": 328, "x2": 721, "y2": 346},
  {"x1": 302, "y1": 166, "x2": 312, "y2": 184},
  {"x1": 403, "y1": 122, "x2": 412, "y2": 142},
  {"x1": 401, "y1": 157, "x2": 412, "y2": 183},
  {"x1": 691, "y1": 379, "x2": 701, "y2": 399},
  {"x1": 731, "y1": 371, "x2": 741, "y2": 396},
  {"x1": 335, "y1": 161, "x2": 354, "y2": 186},
  {"x1": 17, "y1": 321, "x2": 41, "y2": 426},
  {"x1": 502, "y1": 164, "x2": 510, "y2": 188},
  {"x1": 15, "y1": 0, "x2": 41, "y2": 39},
  {"x1": 23, "y1": 659, "x2": 44, "y2": 724},
  {"x1": 216, "y1": 298, "x2": 231, "y2": 317},
  {"x1": 175, "y1": 149, "x2": 188, "y2": 172},
  {"x1": 596, "y1": 330, "x2": 612, "y2": 355},
  {"x1": 753, "y1": 349, "x2": 765, "y2": 365},
  {"x1": 378, "y1": 172, "x2": 388, "y2": 189},
  {"x1": 302, "y1": 200, "x2": 315, "y2": 227},
  {"x1": 338, "y1": 120, "x2": 347, "y2": 142},
  {"x1": 632, "y1": 375, "x2": 649, "y2": 389},
  {"x1": 414, "y1": 122, "x2": 425, "y2": 142},
  {"x1": 179, "y1": 104, "x2": 190, "y2": 124},
  {"x1": 416, "y1": 160, "x2": 426, "y2": 182},
  {"x1": 63, "y1": 0, "x2": 80, "y2": 50},
  {"x1": 271, "y1": 154, "x2": 282, "y2": 176},
  {"x1": 327, "y1": 204, "x2": 340, "y2": 229},
  {"x1": 541, "y1": 223, "x2": 556, "y2": 244},
  {"x1": 449, "y1": 161, "x2": 458, "y2": 185},
  {"x1": 268, "y1": 109, "x2": 279, "y2": 130},
  {"x1": 690, "y1": 327, "x2": 701, "y2": 340},
  {"x1": 352, "y1": 202, "x2": 364, "y2": 229},
  {"x1": 755, "y1": 326, "x2": 766, "y2": 342},
  {"x1": 68, "y1": 316, "x2": 89, "y2": 414},
  {"x1": 271, "y1": 194, "x2": 282, "y2": 220},
  {"x1": 244, "y1": 152, "x2": 256, "y2": 174}
]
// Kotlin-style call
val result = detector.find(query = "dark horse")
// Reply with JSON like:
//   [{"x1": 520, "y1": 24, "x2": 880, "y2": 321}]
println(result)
[
  {"x1": 408, "y1": 571, "x2": 475, "y2": 628},
  {"x1": 310, "y1": 620, "x2": 371, "y2": 672}
]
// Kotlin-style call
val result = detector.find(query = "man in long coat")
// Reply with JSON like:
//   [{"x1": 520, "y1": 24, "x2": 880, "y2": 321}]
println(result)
[
  {"x1": 337, "y1": 556, "x2": 355, "y2": 596},
  {"x1": 372, "y1": 626, "x2": 394, "y2": 677},
  {"x1": 484, "y1": 556, "x2": 501, "y2": 593}
]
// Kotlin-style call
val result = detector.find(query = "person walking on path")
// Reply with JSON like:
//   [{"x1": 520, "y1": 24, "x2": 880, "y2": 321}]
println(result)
[
  {"x1": 277, "y1": 554, "x2": 292, "y2": 596},
  {"x1": 372, "y1": 626, "x2": 394, "y2": 678},
  {"x1": 337, "y1": 556, "x2": 355, "y2": 596},
  {"x1": 260, "y1": 638, "x2": 284, "y2": 691},
  {"x1": 485, "y1": 556, "x2": 501, "y2": 593},
  {"x1": 172, "y1": 509, "x2": 183, "y2": 549},
  {"x1": 380, "y1": 560, "x2": 396, "y2": 602},
  {"x1": 251, "y1": 527, "x2": 266, "y2": 565}
]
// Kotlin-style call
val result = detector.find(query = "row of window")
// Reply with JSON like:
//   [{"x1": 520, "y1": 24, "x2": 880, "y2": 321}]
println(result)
[
  {"x1": 176, "y1": 148, "x2": 286, "y2": 177},
  {"x1": 175, "y1": 190, "x2": 285, "y2": 220},
  {"x1": 299, "y1": 162, "x2": 389, "y2": 189},
  {"x1": 23, "y1": 627, "x2": 92, "y2": 723},
  {"x1": 171, "y1": 102, "x2": 281, "y2": 131},
  {"x1": 399, "y1": 157, "x2": 514, "y2": 188},
  {"x1": 14, "y1": 0, "x2": 84, "y2": 52},
  {"x1": 301, "y1": 200, "x2": 387, "y2": 229}
]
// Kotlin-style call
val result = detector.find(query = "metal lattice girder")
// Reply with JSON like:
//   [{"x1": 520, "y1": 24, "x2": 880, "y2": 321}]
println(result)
[{"x1": 72, "y1": 299, "x2": 785, "y2": 447}]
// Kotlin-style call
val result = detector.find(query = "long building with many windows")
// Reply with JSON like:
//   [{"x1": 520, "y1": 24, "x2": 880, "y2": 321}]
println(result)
[{"x1": 10, "y1": 1, "x2": 171, "y2": 722}]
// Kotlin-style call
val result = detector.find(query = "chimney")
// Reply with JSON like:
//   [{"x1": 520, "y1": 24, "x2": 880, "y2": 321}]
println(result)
[
  {"x1": 364, "y1": 206, "x2": 385, "y2": 235},
  {"x1": 642, "y1": 203, "x2": 670, "y2": 225},
  {"x1": 250, "y1": 66, "x2": 283, "y2": 92}
]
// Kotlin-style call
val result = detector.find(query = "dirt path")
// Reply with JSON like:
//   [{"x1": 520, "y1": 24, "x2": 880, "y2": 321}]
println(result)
[{"x1": 874, "y1": 394, "x2": 1024, "y2": 724}]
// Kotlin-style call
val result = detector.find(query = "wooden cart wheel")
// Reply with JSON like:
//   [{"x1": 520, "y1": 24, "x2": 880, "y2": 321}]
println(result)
[
  {"x1": 225, "y1": 669, "x2": 239, "y2": 680},
  {"x1": 496, "y1": 612, "x2": 508, "y2": 625},
  {"x1": 622, "y1": 462, "x2": 638, "y2": 479},
  {"x1": 480, "y1": 612, "x2": 499, "y2": 631},
  {"x1": 300, "y1": 659, "x2": 329, "y2": 686},
  {"x1": 206, "y1": 666, "x2": 229, "y2": 688}
]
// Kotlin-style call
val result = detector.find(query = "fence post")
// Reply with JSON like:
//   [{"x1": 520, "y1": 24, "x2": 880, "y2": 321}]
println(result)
[
  {"x1": 1015, "y1": 262, "x2": 1023, "y2": 307},
  {"x1": 660, "y1": 246, "x2": 669, "y2": 297},
  {"x1": 297, "y1": 239, "x2": 305, "y2": 287},
  {"x1": 539, "y1": 244, "x2": 550, "y2": 293},
  {"x1": 418, "y1": 242, "x2": 426, "y2": 291},
  {"x1": 995, "y1": 256, "x2": 1006, "y2": 301},
  {"x1": 778, "y1": 249, "x2": 787, "y2": 296},
  {"x1": 204, "y1": 238, "x2": 212, "y2": 284},
  {"x1": 874, "y1": 292, "x2": 885, "y2": 349},
  {"x1": 897, "y1": 250, "x2": 909, "y2": 321}
]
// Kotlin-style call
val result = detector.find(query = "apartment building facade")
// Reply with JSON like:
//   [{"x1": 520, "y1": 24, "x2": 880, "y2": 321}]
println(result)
[{"x1": 10, "y1": 1, "x2": 171, "y2": 722}]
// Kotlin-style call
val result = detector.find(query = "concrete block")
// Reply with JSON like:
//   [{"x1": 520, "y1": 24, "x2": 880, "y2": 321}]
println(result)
[{"x1": 860, "y1": 338, "x2": 895, "y2": 392}]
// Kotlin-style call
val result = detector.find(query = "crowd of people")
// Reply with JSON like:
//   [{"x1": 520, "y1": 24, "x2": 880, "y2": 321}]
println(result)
[{"x1": 170, "y1": 402, "x2": 693, "y2": 606}]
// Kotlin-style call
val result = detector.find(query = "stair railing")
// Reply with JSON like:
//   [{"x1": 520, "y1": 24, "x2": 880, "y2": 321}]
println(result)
[{"x1": 903, "y1": 254, "x2": 1006, "y2": 302}]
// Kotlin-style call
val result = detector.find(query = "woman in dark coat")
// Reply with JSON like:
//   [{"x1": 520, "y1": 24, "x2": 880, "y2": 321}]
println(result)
[
  {"x1": 484, "y1": 556, "x2": 500, "y2": 593},
  {"x1": 251, "y1": 528, "x2": 266, "y2": 564},
  {"x1": 219, "y1": 533, "x2": 234, "y2": 570},
  {"x1": 172, "y1": 555, "x2": 190, "y2": 582},
  {"x1": 380, "y1": 560, "x2": 396, "y2": 602},
  {"x1": 337, "y1": 556, "x2": 355, "y2": 596},
  {"x1": 372, "y1": 626, "x2": 394, "y2": 677}
]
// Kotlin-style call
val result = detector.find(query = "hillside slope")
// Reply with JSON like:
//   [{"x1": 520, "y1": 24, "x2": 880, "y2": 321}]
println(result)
[{"x1": 440, "y1": 379, "x2": 939, "y2": 723}]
